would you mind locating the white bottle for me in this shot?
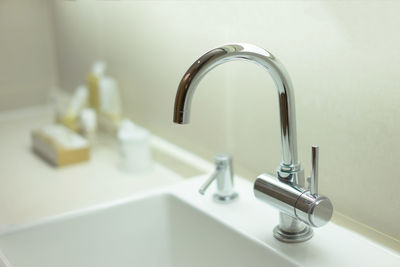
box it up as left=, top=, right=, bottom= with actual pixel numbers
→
left=117, top=119, right=152, bottom=174
left=80, top=108, right=97, bottom=145
left=89, top=61, right=122, bottom=136
left=66, top=85, right=88, bottom=119
left=99, top=77, right=121, bottom=120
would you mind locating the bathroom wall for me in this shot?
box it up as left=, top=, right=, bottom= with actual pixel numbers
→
left=51, top=1, right=400, bottom=241
left=0, top=0, right=58, bottom=111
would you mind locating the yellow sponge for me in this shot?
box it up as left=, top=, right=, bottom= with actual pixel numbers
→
left=31, top=124, right=90, bottom=167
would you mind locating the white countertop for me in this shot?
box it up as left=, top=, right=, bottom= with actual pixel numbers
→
left=1, top=105, right=399, bottom=260
left=0, top=106, right=184, bottom=228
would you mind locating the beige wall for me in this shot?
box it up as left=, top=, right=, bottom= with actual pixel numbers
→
left=51, top=1, right=400, bottom=241
left=0, top=0, right=58, bottom=111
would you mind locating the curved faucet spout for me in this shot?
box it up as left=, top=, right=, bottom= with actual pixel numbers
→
left=173, top=43, right=299, bottom=169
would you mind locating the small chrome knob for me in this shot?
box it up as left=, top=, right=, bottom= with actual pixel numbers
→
left=309, top=197, right=334, bottom=227
left=295, top=193, right=333, bottom=228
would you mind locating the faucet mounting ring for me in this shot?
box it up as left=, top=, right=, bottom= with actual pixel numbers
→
left=273, top=225, right=313, bottom=243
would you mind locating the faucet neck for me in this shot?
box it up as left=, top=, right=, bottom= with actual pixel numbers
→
left=173, top=43, right=300, bottom=170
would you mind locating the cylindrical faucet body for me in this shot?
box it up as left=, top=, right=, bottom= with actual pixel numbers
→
left=254, top=174, right=333, bottom=228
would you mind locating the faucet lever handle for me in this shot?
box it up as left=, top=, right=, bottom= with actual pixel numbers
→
left=310, top=145, right=319, bottom=195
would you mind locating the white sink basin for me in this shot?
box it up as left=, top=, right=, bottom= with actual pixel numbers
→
left=1, top=176, right=399, bottom=267
left=0, top=193, right=295, bottom=267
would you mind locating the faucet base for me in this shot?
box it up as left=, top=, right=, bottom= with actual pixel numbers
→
left=273, top=225, right=313, bottom=243
left=213, top=192, right=238, bottom=203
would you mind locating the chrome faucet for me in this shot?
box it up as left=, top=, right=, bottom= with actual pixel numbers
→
left=173, top=43, right=333, bottom=243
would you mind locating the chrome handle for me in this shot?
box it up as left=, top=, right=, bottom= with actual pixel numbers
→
left=310, top=145, right=319, bottom=195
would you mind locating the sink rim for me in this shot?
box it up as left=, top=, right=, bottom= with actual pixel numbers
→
left=1, top=176, right=399, bottom=267
left=0, top=186, right=299, bottom=267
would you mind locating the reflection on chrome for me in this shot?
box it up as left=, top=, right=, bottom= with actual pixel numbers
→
left=173, top=43, right=332, bottom=243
